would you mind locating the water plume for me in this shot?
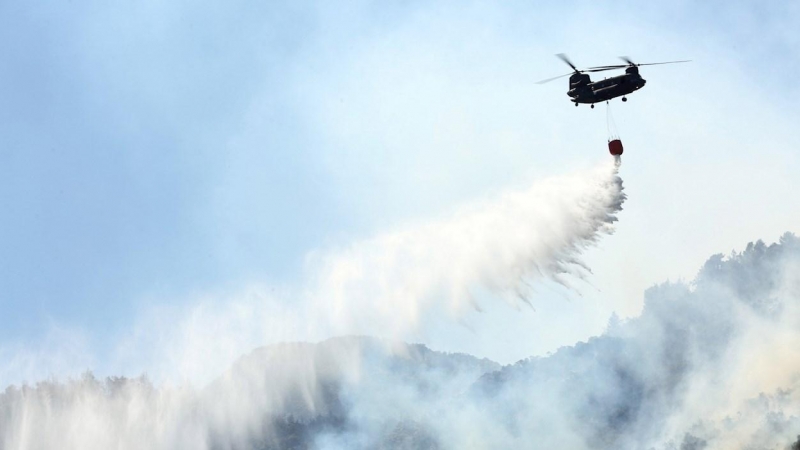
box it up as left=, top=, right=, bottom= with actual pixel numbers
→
left=308, top=159, right=626, bottom=336
left=0, top=159, right=631, bottom=450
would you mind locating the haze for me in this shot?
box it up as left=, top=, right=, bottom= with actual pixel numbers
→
left=1, top=2, right=799, bottom=449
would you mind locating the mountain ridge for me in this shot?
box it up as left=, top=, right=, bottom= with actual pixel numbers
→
left=2, top=233, right=799, bottom=449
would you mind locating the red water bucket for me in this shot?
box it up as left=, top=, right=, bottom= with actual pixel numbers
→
left=608, top=139, right=623, bottom=156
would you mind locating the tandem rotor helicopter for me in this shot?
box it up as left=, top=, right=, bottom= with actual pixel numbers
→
left=537, top=54, right=690, bottom=108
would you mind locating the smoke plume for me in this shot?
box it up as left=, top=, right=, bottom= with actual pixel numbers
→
left=3, top=232, right=800, bottom=449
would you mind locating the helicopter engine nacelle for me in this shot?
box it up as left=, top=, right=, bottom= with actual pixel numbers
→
left=567, top=73, right=591, bottom=98
left=569, top=73, right=591, bottom=88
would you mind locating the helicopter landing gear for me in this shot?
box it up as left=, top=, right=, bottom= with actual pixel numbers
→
left=575, top=102, right=578, bottom=107
left=591, top=104, right=595, bottom=109
left=622, top=97, right=627, bottom=102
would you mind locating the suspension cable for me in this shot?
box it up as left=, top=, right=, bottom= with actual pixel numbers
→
left=606, top=102, right=619, bottom=140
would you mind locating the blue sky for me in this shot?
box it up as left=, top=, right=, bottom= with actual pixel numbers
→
left=1, top=1, right=799, bottom=382
left=1, top=1, right=332, bottom=333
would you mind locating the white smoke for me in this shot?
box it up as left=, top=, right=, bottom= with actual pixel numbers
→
left=441, top=234, right=800, bottom=450
left=3, top=232, right=800, bottom=449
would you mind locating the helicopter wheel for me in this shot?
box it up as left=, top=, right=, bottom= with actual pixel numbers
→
left=575, top=103, right=578, bottom=107
left=590, top=104, right=594, bottom=109
left=622, top=97, right=627, bottom=102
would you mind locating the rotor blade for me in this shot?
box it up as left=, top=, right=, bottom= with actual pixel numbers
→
left=584, top=66, right=628, bottom=73
left=634, top=60, right=692, bottom=66
left=585, top=64, right=628, bottom=71
left=535, top=72, right=573, bottom=84
left=555, top=53, right=578, bottom=71
left=620, top=56, right=691, bottom=67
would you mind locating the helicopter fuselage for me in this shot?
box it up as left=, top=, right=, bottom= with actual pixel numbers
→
left=568, top=67, right=646, bottom=104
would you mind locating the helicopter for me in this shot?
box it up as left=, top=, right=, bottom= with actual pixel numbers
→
left=537, top=54, right=690, bottom=108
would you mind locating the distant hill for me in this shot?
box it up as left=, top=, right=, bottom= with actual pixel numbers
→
left=467, top=232, right=800, bottom=449
left=202, top=336, right=500, bottom=449
left=2, top=233, right=799, bottom=449
left=221, top=233, right=800, bottom=449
